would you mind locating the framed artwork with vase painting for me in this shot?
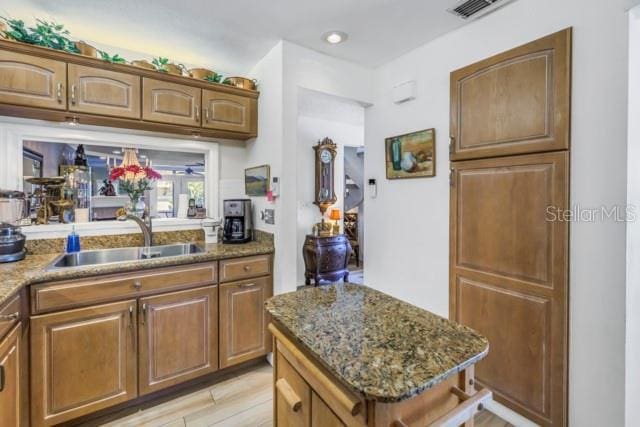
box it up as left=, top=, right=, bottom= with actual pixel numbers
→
left=385, top=128, right=435, bottom=179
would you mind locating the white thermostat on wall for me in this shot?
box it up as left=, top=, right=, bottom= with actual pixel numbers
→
left=392, top=80, right=416, bottom=104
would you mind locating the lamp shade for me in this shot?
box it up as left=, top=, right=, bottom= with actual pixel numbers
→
left=329, top=208, right=341, bottom=221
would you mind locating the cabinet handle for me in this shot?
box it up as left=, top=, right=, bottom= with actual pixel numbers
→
left=195, top=105, right=200, bottom=122
left=71, top=84, right=77, bottom=105
left=141, top=303, right=147, bottom=325
left=128, top=306, right=134, bottom=328
left=204, top=108, right=210, bottom=123
left=132, top=280, right=142, bottom=290
left=243, top=265, right=251, bottom=272
left=0, top=364, right=4, bottom=392
left=56, top=82, right=63, bottom=103
left=240, top=282, right=255, bottom=288
left=0, top=312, right=19, bottom=322
left=276, top=378, right=302, bottom=412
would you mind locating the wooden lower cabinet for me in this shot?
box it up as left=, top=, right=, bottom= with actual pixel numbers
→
left=275, top=349, right=311, bottom=427
left=219, top=276, right=272, bottom=368
left=0, top=324, right=23, bottom=427
left=139, top=286, right=218, bottom=395
left=30, top=300, right=138, bottom=427
left=312, top=392, right=344, bottom=427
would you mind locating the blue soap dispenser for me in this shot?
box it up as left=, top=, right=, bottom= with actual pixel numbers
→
left=66, top=225, right=81, bottom=253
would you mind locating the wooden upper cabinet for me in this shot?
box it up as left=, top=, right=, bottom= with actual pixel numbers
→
left=0, top=50, right=66, bottom=110
left=68, top=64, right=140, bottom=119
left=219, top=276, right=272, bottom=368
left=30, top=300, right=137, bottom=427
left=0, top=324, right=22, bottom=427
left=450, top=28, right=571, bottom=160
left=202, top=89, right=254, bottom=134
left=138, top=286, right=218, bottom=395
left=142, top=78, right=202, bottom=126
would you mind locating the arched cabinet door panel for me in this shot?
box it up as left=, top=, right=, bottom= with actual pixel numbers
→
left=450, top=29, right=571, bottom=160
left=68, top=64, right=140, bottom=119
left=0, top=50, right=67, bottom=110
left=142, top=78, right=202, bottom=126
left=202, top=89, right=254, bottom=134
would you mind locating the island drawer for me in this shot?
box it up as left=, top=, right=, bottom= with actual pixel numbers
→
left=219, top=255, right=271, bottom=282
left=0, top=293, right=21, bottom=339
left=31, top=262, right=217, bottom=314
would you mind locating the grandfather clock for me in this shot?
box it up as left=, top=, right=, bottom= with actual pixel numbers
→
left=303, top=138, right=351, bottom=286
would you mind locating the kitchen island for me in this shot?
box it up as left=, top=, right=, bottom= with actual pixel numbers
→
left=265, top=283, right=490, bottom=427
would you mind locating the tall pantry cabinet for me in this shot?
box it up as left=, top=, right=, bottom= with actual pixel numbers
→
left=449, top=29, right=571, bottom=427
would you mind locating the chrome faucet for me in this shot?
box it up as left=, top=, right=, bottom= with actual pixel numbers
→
left=118, top=214, right=153, bottom=247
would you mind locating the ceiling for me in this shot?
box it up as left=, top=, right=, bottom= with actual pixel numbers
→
left=3, top=0, right=474, bottom=73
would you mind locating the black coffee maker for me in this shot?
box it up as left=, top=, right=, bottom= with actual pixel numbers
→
left=223, top=199, right=252, bottom=243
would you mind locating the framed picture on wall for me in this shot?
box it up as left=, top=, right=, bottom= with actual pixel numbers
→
left=385, top=128, right=435, bottom=179
left=245, top=164, right=270, bottom=196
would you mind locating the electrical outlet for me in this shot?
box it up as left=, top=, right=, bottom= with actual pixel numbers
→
left=262, top=209, right=275, bottom=225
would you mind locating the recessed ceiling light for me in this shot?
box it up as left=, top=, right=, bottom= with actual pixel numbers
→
left=322, top=31, right=348, bottom=44
left=112, top=150, right=121, bottom=154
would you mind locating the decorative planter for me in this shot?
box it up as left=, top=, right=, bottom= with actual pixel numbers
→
left=131, top=60, right=155, bottom=70
left=189, top=68, right=215, bottom=80
left=223, top=77, right=257, bottom=90
left=75, top=41, right=98, bottom=58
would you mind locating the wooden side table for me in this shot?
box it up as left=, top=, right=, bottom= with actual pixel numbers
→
left=302, top=234, right=352, bottom=286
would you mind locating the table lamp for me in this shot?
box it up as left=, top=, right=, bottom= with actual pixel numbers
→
left=329, top=208, right=341, bottom=235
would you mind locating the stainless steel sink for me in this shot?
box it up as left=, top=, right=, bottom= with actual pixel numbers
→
left=46, top=243, right=204, bottom=270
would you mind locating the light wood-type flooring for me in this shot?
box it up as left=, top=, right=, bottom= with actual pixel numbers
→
left=99, top=361, right=513, bottom=427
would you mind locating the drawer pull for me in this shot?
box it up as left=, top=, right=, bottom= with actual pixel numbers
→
left=430, top=387, right=492, bottom=427
left=243, top=265, right=251, bottom=272
left=0, top=364, right=4, bottom=392
left=0, top=312, right=19, bottom=322
left=240, top=283, right=255, bottom=288
left=276, top=378, right=302, bottom=412
left=132, top=280, right=142, bottom=290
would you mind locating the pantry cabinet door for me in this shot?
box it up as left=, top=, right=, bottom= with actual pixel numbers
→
left=202, top=89, right=255, bottom=134
left=30, top=300, right=137, bottom=427
left=139, top=286, right=218, bottom=395
left=142, top=78, right=202, bottom=126
left=450, top=151, right=568, bottom=427
left=450, top=29, right=571, bottom=160
left=0, top=50, right=67, bottom=109
left=68, top=64, right=141, bottom=118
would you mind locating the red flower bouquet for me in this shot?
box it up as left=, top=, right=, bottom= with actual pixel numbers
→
left=109, top=165, right=162, bottom=212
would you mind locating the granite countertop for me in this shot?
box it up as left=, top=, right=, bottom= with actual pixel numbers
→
left=265, top=283, right=489, bottom=403
left=0, top=239, right=273, bottom=307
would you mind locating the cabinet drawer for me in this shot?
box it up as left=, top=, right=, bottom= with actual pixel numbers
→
left=219, top=255, right=271, bottom=282
left=31, top=262, right=217, bottom=314
left=0, top=293, right=21, bottom=340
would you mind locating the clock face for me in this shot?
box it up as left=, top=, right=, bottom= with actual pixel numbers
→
left=320, top=149, right=332, bottom=164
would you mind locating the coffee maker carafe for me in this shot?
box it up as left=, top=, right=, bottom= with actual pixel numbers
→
left=223, top=199, right=252, bottom=243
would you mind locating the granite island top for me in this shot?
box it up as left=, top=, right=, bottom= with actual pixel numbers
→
left=265, top=283, right=489, bottom=403
left=0, top=238, right=273, bottom=307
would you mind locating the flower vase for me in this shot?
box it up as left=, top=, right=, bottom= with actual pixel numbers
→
left=126, top=198, right=145, bottom=217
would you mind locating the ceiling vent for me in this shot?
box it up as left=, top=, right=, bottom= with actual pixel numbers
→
left=447, top=0, right=515, bottom=20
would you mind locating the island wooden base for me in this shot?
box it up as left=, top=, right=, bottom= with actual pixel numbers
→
left=270, top=323, right=491, bottom=427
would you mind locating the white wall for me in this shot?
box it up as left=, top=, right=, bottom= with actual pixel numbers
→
left=364, top=1, right=633, bottom=425
left=626, top=6, right=640, bottom=427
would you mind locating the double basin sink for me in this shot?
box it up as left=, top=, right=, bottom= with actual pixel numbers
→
left=47, top=243, right=203, bottom=270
